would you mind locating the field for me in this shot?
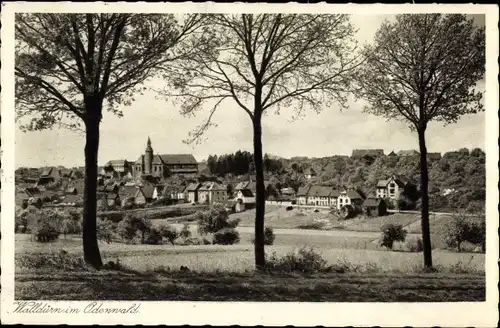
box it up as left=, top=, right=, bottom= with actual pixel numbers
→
left=14, top=209, right=485, bottom=301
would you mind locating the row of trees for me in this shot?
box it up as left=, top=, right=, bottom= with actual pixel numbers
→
left=16, top=13, right=485, bottom=270
left=206, top=151, right=284, bottom=176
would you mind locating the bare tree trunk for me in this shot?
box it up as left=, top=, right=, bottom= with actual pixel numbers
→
left=418, top=128, right=433, bottom=268
left=82, top=101, right=103, bottom=269
left=253, top=112, right=266, bottom=270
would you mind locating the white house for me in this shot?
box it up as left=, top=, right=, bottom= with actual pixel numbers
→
left=296, top=186, right=310, bottom=205
left=337, top=190, right=363, bottom=210
left=198, top=182, right=227, bottom=205
left=376, top=175, right=407, bottom=200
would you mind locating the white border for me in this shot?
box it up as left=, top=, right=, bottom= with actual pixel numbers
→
left=1, top=2, right=499, bottom=326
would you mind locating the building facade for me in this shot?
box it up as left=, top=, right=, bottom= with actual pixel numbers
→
left=131, top=137, right=198, bottom=178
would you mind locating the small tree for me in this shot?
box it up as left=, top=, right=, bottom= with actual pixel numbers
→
left=444, top=213, right=485, bottom=252
left=159, top=224, right=180, bottom=245
left=356, top=14, right=485, bottom=267
left=96, top=218, right=115, bottom=244
left=197, top=204, right=240, bottom=235
left=379, top=223, right=408, bottom=250
left=180, top=223, right=192, bottom=240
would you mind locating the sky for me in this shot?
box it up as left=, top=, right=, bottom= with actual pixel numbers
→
left=14, top=14, right=486, bottom=168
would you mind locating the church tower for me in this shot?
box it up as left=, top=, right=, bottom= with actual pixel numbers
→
left=144, top=136, right=153, bottom=175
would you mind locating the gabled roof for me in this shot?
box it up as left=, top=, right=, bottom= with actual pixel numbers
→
left=107, top=159, right=129, bottom=166
left=308, top=185, right=334, bottom=197
left=376, top=179, right=388, bottom=188
left=61, top=194, right=82, bottom=204
left=186, top=182, right=202, bottom=191
left=152, top=154, right=198, bottom=165
left=296, top=186, right=310, bottom=197
left=137, top=183, right=155, bottom=199
left=198, top=182, right=226, bottom=191
left=397, top=150, right=419, bottom=156
left=346, top=190, right=363, bottom=200
left=329, top=189, right=341, bottom=198
left=238, top=189, right=254, bottom=197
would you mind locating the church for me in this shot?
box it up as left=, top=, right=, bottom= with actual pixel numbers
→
left=132, top=137, right=199, bottom=178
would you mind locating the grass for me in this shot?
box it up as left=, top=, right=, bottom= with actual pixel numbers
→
left=16, top=257, right=485, bottom=301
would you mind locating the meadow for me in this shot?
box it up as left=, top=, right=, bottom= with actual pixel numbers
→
left=14, top=208, right=485, bottom=301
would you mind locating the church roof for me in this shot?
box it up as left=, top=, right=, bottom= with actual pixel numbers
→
left=152, top=154, right=198, bottom=165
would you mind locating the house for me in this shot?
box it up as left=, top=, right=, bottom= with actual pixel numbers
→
left=162, top=185, right=186, bottom=200
left=134, top=183, right=156, bottom=205
left=351, top=149, right=385, bottom=158
left=68, top=169, right=84, bottom=180
left=304, top=167, right=317, bottom=180
left=296, top=186, right=310, bottom=205
left=376, top=175, right=408, bottom=200
left=306, top=185, right=335, bottom=207
left=280, top=187, right=296, bottom=199
left=132, top=137, right=198, bottom=178
left=234, top=179, right=271, bottom=200
left=37, top=167, right=61, bottom=186
left=197, top=182, right=227, bottom=205
left=337, top=190, right=363, bottom=210
left=185, top=183, right=202, bottom=203
left=103, top=159, right=133, bottom=178
left=235, top=189, right=255, bottom=212
left=363, top=196, right=388, bottom=216
left=387, top=151, right=398, bottom=157
left=397, top=150, right=420, bottom=157
left=59, top=194, right=83, bottom=207
left=427, top=152, right=442, bottom=161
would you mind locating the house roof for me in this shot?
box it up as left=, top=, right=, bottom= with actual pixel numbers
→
left=329, top=189, right=341, bottom=198
left=150, top=154, right=198, bottom=165
left=364, top=198, right=379, bottom=207
left=238, top=189, right=254, bottom=197
left=41, top=167, right=55, bottom=176
left=61, top=194, right=82, bottom=204
left=65, top=187, right=77, bottom=194
left=186, top=182, right=202, bottom=191
left=308, top=185, right=334, bottom=197
left=296, top=186, right=310, bottom=196
left=24, top=187, right=41, bottom=197
left=397, top=150, right=420, bottom=156
left=199, top=182, right=226, bottom=191
left=106, top=159, right=129, bottom=166
left=119, top=185, right=139, bottom=198
left=344, top=190, right=362, bottom=200
left=376, top=180, right=388, bottom=188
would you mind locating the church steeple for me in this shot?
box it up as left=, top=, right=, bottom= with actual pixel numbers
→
left=144, top=136, right=153, bottom=174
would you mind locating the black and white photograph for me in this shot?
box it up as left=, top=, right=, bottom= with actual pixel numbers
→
left=1, top=2, right=498, bottom=326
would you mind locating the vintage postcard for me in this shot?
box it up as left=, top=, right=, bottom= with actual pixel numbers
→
left=1, top=2, right=499, bottom=326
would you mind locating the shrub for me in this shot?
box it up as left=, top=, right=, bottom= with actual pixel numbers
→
left=197, top=204, right=240, bottom=235
left=143, top=227, right=163, bottom=245
left=251, top=227, right=276, bottom=245
left=16, top=251, right=88, bottom=271
left=158, top=224, right=180, bottom=245
left=202, top=238, right=212, bottom=245
left=265, top=247, right=329, bottom=273
left=379, top=223, right=407, bottom=250
left=116, top=216, right=152, bottom=243
left=286, top=206, right=294, bottom=211
left=213, top=228, right=240, bottom=245
left=97, top=218, right=115, bottom=244
left=403, top=236, right=424, bottom=252
left=444, top=213, right=485, bottom=252
left=32, top=216, right=60, bottom=242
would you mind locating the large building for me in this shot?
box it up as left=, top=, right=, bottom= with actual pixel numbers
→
left=132, top=137, right=198, bottom=178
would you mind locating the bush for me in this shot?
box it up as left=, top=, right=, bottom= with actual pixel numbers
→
left=197, top=204, right=240, bottom=235
left=143, top=227, right=163, bottom=245
left=265, top=247, right=329, bottom=273
left=444, top=213, right=485, bottom=252
left=97, top=218, right=115, bottom=244
left=379, top=223, right=407, bottom=250
left=213, top=228, right=240, bottom=245
left=403, top=236, right=424, bottom=252
left=251, top=227, right=276, bottom=245
left=202, top=238, right=212, bottom=245
left=116, top=216, right=152, bottom=243
left=286, top=206, right=294, bottom=211
left=32, top=216, right=60, bottom=242
left=158, top=224, right=180, bottom=245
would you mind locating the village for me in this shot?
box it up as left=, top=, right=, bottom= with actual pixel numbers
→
left=15, top=136, right=447, bottom=220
